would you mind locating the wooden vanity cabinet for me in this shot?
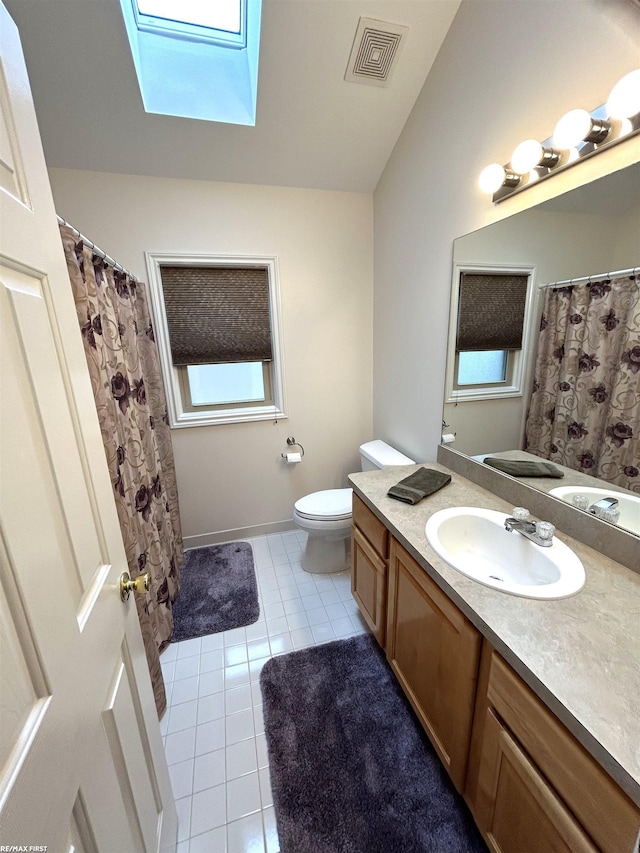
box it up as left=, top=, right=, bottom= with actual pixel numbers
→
left=385, top=538, right=481, bottom=792
left=351, top=494, right=389, bottom=645
left=466, top=643, right=640, bottom=853
left=348, top=491, right=639, bottom=847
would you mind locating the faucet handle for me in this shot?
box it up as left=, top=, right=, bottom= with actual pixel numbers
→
left=512, top=507, right=530, bottom=521
left=536, top=521, right=555, bottom=542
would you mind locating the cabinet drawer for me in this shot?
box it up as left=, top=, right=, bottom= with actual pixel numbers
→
left=352, top=494, right=388, bottom=560
left=351, top=526, right=386, bottom=645
left=487, top=652, right=640, bottom=853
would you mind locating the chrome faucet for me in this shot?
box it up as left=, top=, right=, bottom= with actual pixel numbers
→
left=588, top=496, right=619, bottom=517
left=504, top=507, right=555, bottom=548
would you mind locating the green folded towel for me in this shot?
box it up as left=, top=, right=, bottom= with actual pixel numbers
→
left=387, top=467, right=451, bottom=505
left=483, top=458, right=564, bottom=478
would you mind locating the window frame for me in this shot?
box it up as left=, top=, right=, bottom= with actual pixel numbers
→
left=119, top=0, right=262, bottom=126
left=444, top=263, right=537, bottom=404
left=132, top=0, right=247, bottom=48
left=145, top=252, right=287, bottom=427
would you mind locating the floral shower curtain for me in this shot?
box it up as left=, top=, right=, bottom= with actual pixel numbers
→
left=60, top=225, right=183, bottom=717
left=525, top=273, right=640, bottom=493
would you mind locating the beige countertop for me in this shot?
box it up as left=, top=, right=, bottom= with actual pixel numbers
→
left=348, top=463, right=640, bottom=806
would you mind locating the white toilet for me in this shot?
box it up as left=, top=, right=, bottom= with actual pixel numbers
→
left=293, top=440, right=415, bottom=574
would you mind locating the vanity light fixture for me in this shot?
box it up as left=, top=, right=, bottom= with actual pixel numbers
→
left=480, top=68, right=640, bottom=202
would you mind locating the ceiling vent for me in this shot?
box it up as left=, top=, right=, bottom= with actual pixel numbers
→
left=345, top=17, right=409, bottom=88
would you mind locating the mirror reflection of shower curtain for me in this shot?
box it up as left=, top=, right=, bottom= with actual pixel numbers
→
left=59, top=224, right=184, bottom=717
left=525, top=273, right=640, bottom=492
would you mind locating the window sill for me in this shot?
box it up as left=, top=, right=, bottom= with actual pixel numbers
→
left=169, top=404, right=287, bottom=428
left=445, top=385, right=523, bottom=404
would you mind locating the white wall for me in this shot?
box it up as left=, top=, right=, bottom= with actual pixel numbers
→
left=373, top=0, right=640, bottom=464
left=49, top=170, right=373, bottom=544
left=614, top=201, right=640, bottom=263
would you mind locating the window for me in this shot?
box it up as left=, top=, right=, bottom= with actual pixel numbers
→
left=119, top=0, right=262, bottom=125
left=135, top=0, right=242, bottom=39
left=145, top=254, right=286, bottom=427
left=456, top=350, right=508, bottom=386
left=185, top=363, right=266, bottom=406
left=445, top=265, right=536, bottom=403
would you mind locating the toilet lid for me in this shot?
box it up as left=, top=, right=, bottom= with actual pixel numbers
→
left=295, top=488, right=353, bottom=520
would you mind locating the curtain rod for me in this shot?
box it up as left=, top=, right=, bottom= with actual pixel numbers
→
left=538, top=265, right=639, bottom=290
left=56, top=215, right=138, bottom=281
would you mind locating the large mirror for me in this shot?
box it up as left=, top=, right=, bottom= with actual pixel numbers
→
left=444, top=161, right=640, bottom=537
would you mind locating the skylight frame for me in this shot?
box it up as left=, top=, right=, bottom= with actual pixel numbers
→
left=132, top=0, right=247, bottom=49
left=119, top=0, right=262, bottom=126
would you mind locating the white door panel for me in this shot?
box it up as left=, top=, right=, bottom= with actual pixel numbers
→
left=0, top=4, right=177, bottom=850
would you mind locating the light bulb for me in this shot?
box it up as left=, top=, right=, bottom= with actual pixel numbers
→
left=511, top=139, right=561, bottom=173
left=553, top=109, right=593, bottom=148
left=478, top=163, right=520, bottom=194
left=553, top=109, right=611, bottom=148
left=478, top=164, right=507, bottom=193
left=511, top=139, right=544, bottom=173
left=607, top=69, right=640, bottom=119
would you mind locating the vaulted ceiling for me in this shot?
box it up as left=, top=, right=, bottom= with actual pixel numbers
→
left=6, top=0, right=461, bottom=192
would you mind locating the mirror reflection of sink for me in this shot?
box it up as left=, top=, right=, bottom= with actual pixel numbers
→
left=549, top=486, right=640, bottom=535
left=425, top=507, right=585, bottom=599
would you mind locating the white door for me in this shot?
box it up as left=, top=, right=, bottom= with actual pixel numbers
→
left=0, top=4, right=177, bottom=851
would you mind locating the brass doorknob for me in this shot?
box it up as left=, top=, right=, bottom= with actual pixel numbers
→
left=120, top=571, right=151, bottom=602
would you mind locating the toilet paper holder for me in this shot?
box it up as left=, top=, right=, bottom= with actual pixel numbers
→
left=441, top=419, right=456, bottom=445
left=281, top=436, right=305, bottom=460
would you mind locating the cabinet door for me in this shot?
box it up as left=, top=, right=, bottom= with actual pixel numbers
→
left=351, top=525, right=387, bottom=644
left=475, top=709, right=598, bottom=853
left=467, top=650, right=640, bottom=853
left=386, top=539, right=481, bottom=791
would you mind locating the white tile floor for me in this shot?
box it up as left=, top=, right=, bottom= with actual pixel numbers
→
left=160, top=529, right=369, bottom=853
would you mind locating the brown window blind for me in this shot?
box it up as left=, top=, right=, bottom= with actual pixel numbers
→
left=160, top=266, right=273, bottom=366
left=456, top=272, right=529, bottom=352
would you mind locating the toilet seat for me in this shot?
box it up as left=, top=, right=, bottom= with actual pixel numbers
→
left=294, top=488, right=353, bottom=521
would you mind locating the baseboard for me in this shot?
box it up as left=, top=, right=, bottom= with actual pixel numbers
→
left=182, top=519, right=298, bottom=550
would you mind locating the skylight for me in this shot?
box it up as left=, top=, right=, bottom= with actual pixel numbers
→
left=136, top=0, right=241, bottom=35
left=119, top=0, right=262, bottom=125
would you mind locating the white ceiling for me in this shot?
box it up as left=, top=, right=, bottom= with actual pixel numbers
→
left=5, top=0, right=461, bottom=192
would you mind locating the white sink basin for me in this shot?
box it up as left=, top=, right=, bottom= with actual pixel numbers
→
left=549, top=485, right=640, bottom=535
left=425, top=507, right=585, bottom=599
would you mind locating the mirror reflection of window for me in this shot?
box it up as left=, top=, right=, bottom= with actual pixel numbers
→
left=456, top=350, right=507, bottom=386
left=444, top=265, right=535, bottom=405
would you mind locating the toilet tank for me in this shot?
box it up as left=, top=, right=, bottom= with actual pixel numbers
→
left=359, top=440, right=415, bottom=471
